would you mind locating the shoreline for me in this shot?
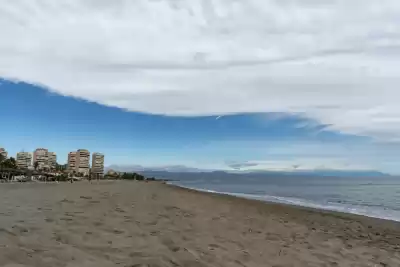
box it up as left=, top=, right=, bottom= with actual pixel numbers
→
left=2, top=178, right=400, bottom=223
left=168, top=182, right=400, bottom=223
left=168, top=183, right=400, bottom=227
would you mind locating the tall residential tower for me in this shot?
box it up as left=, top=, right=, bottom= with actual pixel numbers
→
left=91, top=153, right=105, bottom=177
left=16, top=152, right=32, bottom=169
left=68, top=149, right=90, bottom=175
left=67, top=152, right=77, bottom=173
left=76, top=149, right=90, bottom=175
left=48, top=152, right=57, bottom=169
left=0, top=147, right=7, bottom=159
left=33, top=148, right=49, bottom=170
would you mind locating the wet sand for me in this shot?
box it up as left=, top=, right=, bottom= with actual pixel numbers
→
left=1, top=181, right=400, bottom=267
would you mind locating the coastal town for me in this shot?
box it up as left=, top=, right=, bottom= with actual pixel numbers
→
left=0, top=146, right=122, bottom=182
left=0, top=146, right=152, bottom=182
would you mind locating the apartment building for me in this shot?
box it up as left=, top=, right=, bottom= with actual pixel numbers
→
left=33, top=148, right=49, bottom=170
left=67, top=152, right=77, bottom=172
left=0, top=147, right=7, bottom=159
left=48, top=152, right=57, bottom=169
left=91, top=153, right=105, bottom=177
left=16, top=152, right=32, bottom=169
left=76, top=149, right=90, bottom=175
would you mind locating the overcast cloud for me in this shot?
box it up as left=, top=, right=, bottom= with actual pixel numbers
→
left=1, top=0, right=400, bottom=140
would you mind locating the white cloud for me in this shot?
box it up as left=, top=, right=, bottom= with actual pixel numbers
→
left=1, top=0, right=400, bottom=140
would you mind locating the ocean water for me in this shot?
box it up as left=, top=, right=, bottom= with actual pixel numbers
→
left=169, top=174, right=400, bottom=222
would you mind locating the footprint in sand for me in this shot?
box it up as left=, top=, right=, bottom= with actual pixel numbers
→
left=11, top=225, right=29, bottom=234
left=60, top=198, right=74, bottom=204
left=115, top=207, right=126, bottom=213
left=161, top=237, right=181, bottom=252
left=113, top=229, right=124, bottom=234
left=208, top=244, right=221, bottom=251
left=93, top=221, right=103, bottom=227
left=60, top=217, right=73, bottom=222
left=0, top=228, right=17, bottom=237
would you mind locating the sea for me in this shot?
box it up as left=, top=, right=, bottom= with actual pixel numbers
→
left=167, top=173, right=400, bottom=222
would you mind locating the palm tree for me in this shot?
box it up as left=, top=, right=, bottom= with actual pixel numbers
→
left=0, top=154, right=5, bottom=167
left=34, top=161, right=39, bottom=171
left=9, top=157, right=17, bottom=169
left=2, top=157, right=17, bottom=169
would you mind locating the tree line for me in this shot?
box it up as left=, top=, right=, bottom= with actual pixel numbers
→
left=0, top=155, right=17, bottom=169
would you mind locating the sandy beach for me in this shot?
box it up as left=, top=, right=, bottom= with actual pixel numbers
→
left=1, top=181, right=400, bottom=267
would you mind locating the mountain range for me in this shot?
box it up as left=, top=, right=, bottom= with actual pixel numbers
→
left=106, top=165, right=391, bottom=180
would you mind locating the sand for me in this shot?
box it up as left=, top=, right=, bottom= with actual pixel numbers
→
left=1, top=181, right=400, bottom=267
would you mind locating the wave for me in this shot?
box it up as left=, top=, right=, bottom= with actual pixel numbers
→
left=169, top=182, right=400, bottom=222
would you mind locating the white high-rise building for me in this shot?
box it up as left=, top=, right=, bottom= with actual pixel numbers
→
left=33, top=148, right=49, bottom=170
left=48, top=152, right=57, bottom=169
left=76, top=149, right=90, bottom=175
left=16, top=152, right=32, bottom=169
left=67, top=152, right=77, bottom=172
left=91, top=153, right=105, bottom=177
left=0, top=147, right=7, bottom=159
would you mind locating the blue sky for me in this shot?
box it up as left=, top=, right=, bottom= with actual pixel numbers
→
left=1, top=1, right=400, bottom=173
left=2, top=79, right=400, bottom=174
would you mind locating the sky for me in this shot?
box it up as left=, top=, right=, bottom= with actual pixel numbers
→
left=1, top=1, right=400, bottom=173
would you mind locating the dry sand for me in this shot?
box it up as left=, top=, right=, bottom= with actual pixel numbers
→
left=1, top=181, right=400, bottom=267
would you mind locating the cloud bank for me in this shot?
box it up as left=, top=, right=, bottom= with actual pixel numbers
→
left=1, top=0, right=400, bottom=140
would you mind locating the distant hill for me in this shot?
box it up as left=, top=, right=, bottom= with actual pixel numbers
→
left=289, top=169, right=391, bottom=178
left=106, top=165, right=391, bottom=180
left=138, top=169, right=391, bottom=181
left=106, top=164, right=207, bottom=173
